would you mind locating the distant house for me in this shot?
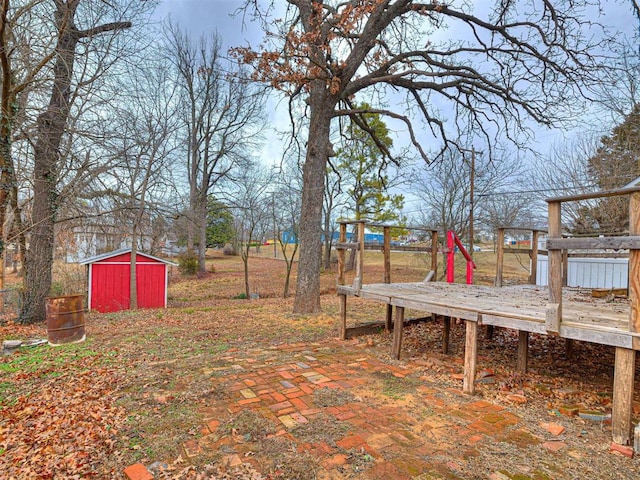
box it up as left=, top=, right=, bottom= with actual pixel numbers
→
left=79, top=249, right=177, bottom=313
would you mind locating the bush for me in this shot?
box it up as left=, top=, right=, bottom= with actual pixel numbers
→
left=178, top=250, right=198, bottom=276
left=222, top=243, right=236, bottom=256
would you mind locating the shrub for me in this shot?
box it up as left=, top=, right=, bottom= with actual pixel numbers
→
left=222, top=243, right=236, bottom=256
left=178, top=250, right=198, bottom=276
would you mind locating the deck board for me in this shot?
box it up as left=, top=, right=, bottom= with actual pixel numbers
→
left=337, top=282, right=638, bottom=349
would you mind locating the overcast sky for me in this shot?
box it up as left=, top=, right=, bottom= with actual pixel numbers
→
left=151, top=1, right=639, bottom=217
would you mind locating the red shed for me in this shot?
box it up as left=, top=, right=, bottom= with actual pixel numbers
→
left=79, top=249, right=176, bottom=313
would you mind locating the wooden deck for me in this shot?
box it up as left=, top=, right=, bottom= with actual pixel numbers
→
left=337, top=282, right=638, bottom=350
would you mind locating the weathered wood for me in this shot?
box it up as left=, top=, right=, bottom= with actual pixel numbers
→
left=530, top=230, right=539, bottom=285
left=561, top=249, right=568, bottom=288
left=463, top=319, right=478, bottom=394
left=517, top=331, right=529, bottom=372
left=383, top=226, right=391, bottom=284
left=546, top=236, right=640, bottom=251
left=364, top=244, right=430, bottom=252
left=354, top=221, right=365, bottom=290
left=392, top=306, right=405, bottom=360
left=545, top=303, right=561, bottom=333
left=337, top=224, right=346, bottom=286
left=339, top=294, right=347, bottom=340
left=629, top=192, right=640, bottom=333
left=591, top=288, right=628, bottom=298
left=431, top=230, right=439, bottom=279
left=335, top=242, right=360, bottom=250
left=495, top=228, right=504, bottom=287
left=442, top=316, right=450, bottom=354
left=546, top=185, right=640, bottom=203
left=612, top=347, right=636, bottom=445
left=547, top=202, right=562, bottom=333
left=423, top=270, right=435, bottom=283
left=385, top=304, right=393, bottom=332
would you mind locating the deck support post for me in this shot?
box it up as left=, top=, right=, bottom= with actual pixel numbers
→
left=530, top=230, right=539, bottom=285
left=392, top=306, right=405, bottom=360
left=442, top=316, right=450, bottom=354
left=485, top=325, right=494, bottom=340
left=517, top=331, right=529, bottom=373
left=339, top=294, right=347, bottom=340
left=385, top=304, right=393, bottom=333
left=495, top=228, right=504, bottom=287
left=463, top=319, right=478, bottom=394
left=612, top=347, right=636, bottom=445
left=564, top=338, right=574, bottom=359
left=546, top=201, right=562, bottom=334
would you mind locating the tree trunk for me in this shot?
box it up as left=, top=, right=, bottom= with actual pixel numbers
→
left=130, top=235, right=138, bottom=310
left=197, top=199, right=207, bottom=272
left=293, top=93, right=333, bottom=314
left=20, top=3, right=79, bottom=323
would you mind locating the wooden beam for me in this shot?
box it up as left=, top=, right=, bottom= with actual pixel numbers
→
left=547, top=201, right=562, bottom=334
left=354, top=221, right=366, bottom=290
left=383, top=226, right=391, bottom=284
left=530, top=230, right=539, bottom=285
left=517, top=331, right=529, bottom=372
left=545, top=185, right=640, bottom=203
left=339, top=294, right=347, bottom=340
left=495, top=228, right=504, bottom=287
left=392, top=306, right=405, bottom=360
left=630, top=192, right=640, bottom=333
left=431, top=230, right=439, bottom=279
left=562, top=250, right=568, bottom=288
left=463, top=319, right=478, bottom=394
left=337, top=224, right=346, bottom=287
left=442, top=316, right=450, bottom=354
left=547, top=236, right=640, bottom=251
left=335, top=242, right=360, bottom=250
left=385, top=304, right=393, bottom=333
left=612, top=347, right=636, bottom=445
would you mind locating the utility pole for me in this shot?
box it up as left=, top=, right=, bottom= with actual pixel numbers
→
left=469, top=147, right=475, bottom=259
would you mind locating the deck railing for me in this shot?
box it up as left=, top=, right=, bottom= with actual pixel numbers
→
left=545, top=186, right=640, bottom=334
left=445, top=230, right=476, bottom=284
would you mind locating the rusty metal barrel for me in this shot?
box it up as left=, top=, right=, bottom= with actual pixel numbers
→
left=46, top=294, right=86, bottom=346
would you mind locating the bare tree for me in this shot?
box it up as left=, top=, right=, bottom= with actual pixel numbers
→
left=165, top=22, right=266, bottom=274
left=237, top=0, right=619, bottom=313
left=20, top=0, right=149, bottom=324
left=229, top=164, right=272, bottom=299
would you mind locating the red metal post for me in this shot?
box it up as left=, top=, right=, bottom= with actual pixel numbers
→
left=447, top=230, right=455, bottom=283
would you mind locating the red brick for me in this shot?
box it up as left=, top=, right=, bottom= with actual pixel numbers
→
left=207, top=420, right=221, bottom=433
left=542, top=441, right=566, bottom=452
left=269, top=400, right=293, bottom=412
left=540, top=422, right=565, bottom=436
left=278, top=370, right=294, bottom=379
left=336, top=434, right=365, bottom=449
left=610, top=442, right=634, bottom=458
left=290, top=397, right=309, bottom=411
left=124, top=464, right=153, bottom=480
left=271, top=392, right=287, bottom=403
left=238, top=397, right=262, bottom=405
left=244, top=378, right=257, bottom=387
left=285, top=390, right=306, bottom=399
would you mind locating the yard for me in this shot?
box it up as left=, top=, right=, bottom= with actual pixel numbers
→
left=1, top=250, right=639, bottom=479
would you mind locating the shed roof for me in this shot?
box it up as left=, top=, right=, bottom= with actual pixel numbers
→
left=78, top=248, right=178, bottom=266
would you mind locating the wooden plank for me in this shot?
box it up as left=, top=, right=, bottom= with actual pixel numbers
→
left=562, top=250, right=568, bottom=288
left=547, top=236, right=640, bottom=250
left=463, top=319, right=478, bottom=394
left=385, top=304, right=393, bottom=333
left=612, top=348, right=636, bottom=445
left=530, top=230, right=539, bottom=285
left=630, top=192, right=640, bottom=333
left=431, top=230, right=439, bottom=279
left=442, top=316, right=450, bottom=354
left=339, top=294, right=347, bottom=340
left=383, top=226, right=391, bottom=284
left=337, top=224, right=346, bottom=286
left=354, top=222, right=365, bottom=290
left=545, top=185, right=640, bottom=203
left=517, top=331, right=529, bottom=372
left=495, top=228, right=504, bottom=287
left=335, top=242, right=360, bottom=250
left=547, top=201, right=562, bottom=333
left=481, top=314, right=547, bottom=334
left=546, top=303, right=561, bottom=333
left=392, top=306, right=405, bottom=360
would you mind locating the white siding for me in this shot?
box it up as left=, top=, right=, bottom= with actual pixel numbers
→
left=536, top=257, right=628, bottom=289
